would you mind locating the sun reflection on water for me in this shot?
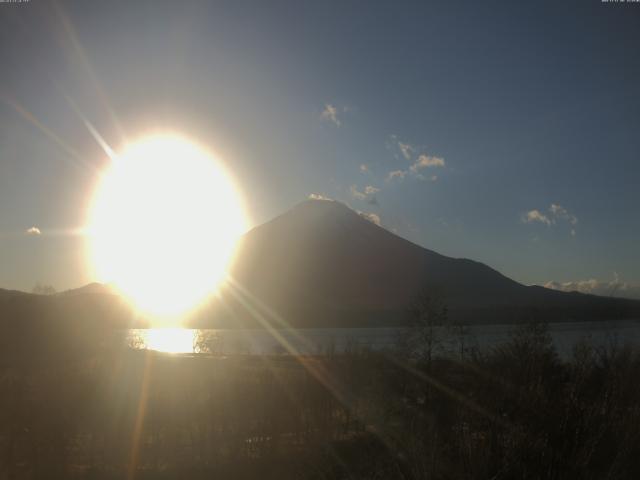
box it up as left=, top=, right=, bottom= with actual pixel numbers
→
left=131, top=328, right=197, bottom=354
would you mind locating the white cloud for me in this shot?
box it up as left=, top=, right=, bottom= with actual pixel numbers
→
left=522, top=204, right=578, bottom=234
left=364, top=185, right=379, bottom=195
left=410, top=154, right=445, bottom=173
left=522, top=210, right=552, bottom=226
left=358, top=211, right=382, bottom=226
left=308, top=193, right=333, bottom=201
left=320, top=104, right=341, bottom=127
left=359, top=164, right=369, bottom=173
left=385, top=136, right=446, bottom=182
left=25, top=226, right=41, bottom=235
left=543, top=273, right=640, bottom=299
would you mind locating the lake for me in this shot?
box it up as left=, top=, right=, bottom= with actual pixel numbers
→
left=129, top=319, right=640, bottom=358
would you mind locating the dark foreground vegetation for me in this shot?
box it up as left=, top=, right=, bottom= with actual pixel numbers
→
left=2, top=315, right=640, bottom=479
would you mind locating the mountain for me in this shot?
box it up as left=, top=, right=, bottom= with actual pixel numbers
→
left=59, top=282, right=116, bottom=296
left=2, top=199, right=639, bottom=329
left=0, top=288, right=30, bottom=300
left=0, top=284, right=137, bottom=330
left=204, top=199, right=640, bottom=327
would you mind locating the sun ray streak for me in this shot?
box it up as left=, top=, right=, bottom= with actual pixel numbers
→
left=1, top=17, right=119, bottom=170
left=83, top=118, right=117, bottom=161
left=3, top=8, right=122, bottom=165
left=383, top=353, right=507, bottom=427
left=221, top=280, right=417, bottom=467
left=220, top=278, right=507, bottom=461
left=60, top=91, right=117, bottom=161
left=53, top=2, right=127, bottom=144
left=127, top=351, right=153, bottom=480
left=0, top=94, right=94, bottom=173
left=226, top=276, right=318, bottom=350
left=224, top=281, right=360, bottom=414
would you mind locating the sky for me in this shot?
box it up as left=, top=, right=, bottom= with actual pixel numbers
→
left=0, top=0, right=639, bottom=298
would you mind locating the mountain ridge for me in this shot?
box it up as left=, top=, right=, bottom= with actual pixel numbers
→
left=210, top=199, right=639, bottom=327
left=2, top=199, right=639, bottom=328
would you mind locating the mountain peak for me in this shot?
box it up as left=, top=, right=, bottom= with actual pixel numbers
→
left=294, top=197, right=355, bottom=214
left=221, top=197, right=640, bottom=328
left=289, top=197, right=381, bottom=226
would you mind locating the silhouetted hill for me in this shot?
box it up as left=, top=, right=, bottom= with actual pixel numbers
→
left=0, top=285, right=138, bottom=330
left=59, top=282, right=116, bottom=296
left=0, top=288, right=30, bottom=299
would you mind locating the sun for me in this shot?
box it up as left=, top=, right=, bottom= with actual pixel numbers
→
left=87, top=135, right=247, bottom=322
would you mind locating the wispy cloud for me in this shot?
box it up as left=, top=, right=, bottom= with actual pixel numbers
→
left=387, top=136, right=414, bottom=161
left=410, top=154, right=445, bottom=173
left=550, top=203, right=578, bottom=225
left=386, top=170, right=408, bottom=182
left=350, top=185, right=366, bottom=200
left=543, top=273, right=640, bottom=299
left=358, top=211, right=382, bottom=226
left=385, top=159, right=444, bottom=182
left=386, top=136, right=445, bottom=182
left=320, top=104, right=341, bottom=127
left=359, top=164, right=369, bottom=173
left=308, top=193, right=333, bottom=201
left=25, top=226, right=41, bottom=235
left=522, top=204, right=578, bottom=234
left=350, top=184, right=380, bottom=204
left=522, top=209, right=552, bottom=226
left=398, top=142, right=413, bottom=160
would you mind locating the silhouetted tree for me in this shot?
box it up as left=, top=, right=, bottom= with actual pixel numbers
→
left=405, top=289, right=448, bottom=366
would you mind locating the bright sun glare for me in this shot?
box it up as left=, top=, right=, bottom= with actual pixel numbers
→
left=138, top=329, right=197, bottom=354
left=88, top=135, right=247, bottom=322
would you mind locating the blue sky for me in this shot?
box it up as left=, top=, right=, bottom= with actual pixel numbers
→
left=1, top=0, right=639, bottom=297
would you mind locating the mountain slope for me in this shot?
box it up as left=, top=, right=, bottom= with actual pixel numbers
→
left=208, top=199, right=639, bottom=327
left=2, top=199, right=638, bottom=329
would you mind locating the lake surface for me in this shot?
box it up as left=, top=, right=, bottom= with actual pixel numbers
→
left=129, top=319, right=640, bottom=358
